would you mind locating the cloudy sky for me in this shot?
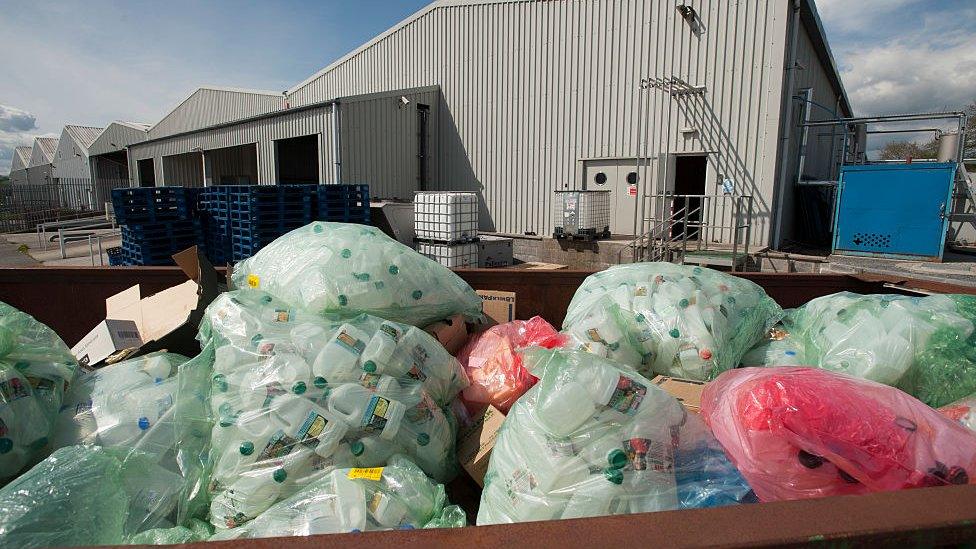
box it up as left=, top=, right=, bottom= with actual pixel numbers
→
left=2, top=0, right=974, bottom=174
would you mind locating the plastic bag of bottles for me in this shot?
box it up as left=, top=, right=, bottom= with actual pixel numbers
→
left=231, top=222, right=484, bottom=327
left=701, top=367, right=976, bottom=502
left=0, top=301, right=78, bottom=481
left=939, top=393, right=976, bottom=432
left=0, top=445, right=210, bottom=547
left=738, top=325, right=805, bottom=367
left=562, top=263, right=783, bottom=381
left=477, top=348, right=751, bottom=525
left=788, top=292, right=976, bottom=407
left=201, top=290, right=466, bottom=531
left=458, top=316, right=566, bottom=414
left=209, top=454, right=465, bottom=540
left=127, top=519, right=214, bottom=545
left=48, top=351, right=214, bottom=535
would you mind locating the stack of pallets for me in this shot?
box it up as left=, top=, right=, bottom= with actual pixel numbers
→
left=112, top=187, right=201, bottom=266
left=226, top=185, right=318, bottom=261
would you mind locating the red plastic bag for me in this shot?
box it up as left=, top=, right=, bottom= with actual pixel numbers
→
left=701, top=367, right=976, bottom=501
left=458, top=316, right=565, bottom=414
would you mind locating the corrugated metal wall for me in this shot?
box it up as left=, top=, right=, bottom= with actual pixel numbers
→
left=775, top=16, right=845, bottom=244
left=162, top=152, right=205, bottom=187
left=26, top=165, right=54, bottom=186
left=285, top=0, right=792, bottom=242
left=53, top=130, right=92, bottom=181
left=205, top=143, right=259, bottom=185
left=10, top=147, right=31, bottom=172
left=340, top=87, right=440, bottom=199
left=89, top=123, right=147, bottom=157
left=8, top=170, right=27, bottom=186
left=149, top=88, right=286, bottom=141
left=129, top=104, right=335, bottom=186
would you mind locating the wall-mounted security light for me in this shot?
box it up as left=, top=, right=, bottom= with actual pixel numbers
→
left=399, top=96, right=411, bottom=108
left=677, top=4, right=704, bottom=36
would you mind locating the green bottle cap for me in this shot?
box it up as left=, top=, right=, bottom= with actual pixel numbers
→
left=213, top=374, right=228, bottom=393
left=388, top=265, right=399, bottom=275
left=350, top=441, right=365, bottom=456
left=604, top=467, right=624, bottom=485
left=669, top=328, right=681, bottom=338
left=239, top=441, right=254, bottom=456
left=678, top=298, right=689, bottom=308
left=313, top=224, right=324, bottom=233
left=607, top=449, right=627, bottom=470
left=341, top=248, right=352, bottom=259
left=314, top=376, right=328, bottom=389
left=338, top=295, right=348, bottom=306
left=273, top=469, right=287, bottom=483
left=412, top=290, right=423, bottom=300
left=417, top=433, right=430, bottom=446
left=292, top=381, right=307, bottom=395
left=363, top=360, right=377, bottom=373
left=260, top=295, right=272, bottom=304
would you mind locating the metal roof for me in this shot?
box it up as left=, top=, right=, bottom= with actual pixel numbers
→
left=63, top=125, right=104, bottom=153
left=116, top=121, right=151, bottom=131
left=32, top=137, right=59, bottom=163
left=13, top=146, right=32, bottom=169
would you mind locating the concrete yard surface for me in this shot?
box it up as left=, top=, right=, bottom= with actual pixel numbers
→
left=3, top=229, right=121, bottom=267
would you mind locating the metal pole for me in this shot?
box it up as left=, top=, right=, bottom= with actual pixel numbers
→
left=59, top=228, right=66, bottom=259
left=801, top=111, right=966, bottom=128
left=331, top=102, right=342, bottom=184
left=98, top=236, right=104, bottom=266
left=89, top=235, right=95, bottom=266
left=731, top=198, right=739, bottom=273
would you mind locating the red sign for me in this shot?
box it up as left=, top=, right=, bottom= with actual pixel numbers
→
left=628, top=185, right=638, bottom=197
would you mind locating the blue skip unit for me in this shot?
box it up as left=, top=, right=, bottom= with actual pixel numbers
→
left=831, top=162, right=958, bottom=262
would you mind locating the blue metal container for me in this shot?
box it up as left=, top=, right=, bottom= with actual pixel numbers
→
left=831, top=162, right=957, bottom=261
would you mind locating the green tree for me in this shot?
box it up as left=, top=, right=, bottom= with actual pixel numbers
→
left=879, top=139, right=939, bottom=161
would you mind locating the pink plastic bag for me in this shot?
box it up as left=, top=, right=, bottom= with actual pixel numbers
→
left=939, top=393, right=976, bottom=432
left=458, top=316, right=565, bottom=414
left=701, top=367, right=976, bottom=502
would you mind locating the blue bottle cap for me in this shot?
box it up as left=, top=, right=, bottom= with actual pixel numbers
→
left=138, top=417, right=150, bottom=430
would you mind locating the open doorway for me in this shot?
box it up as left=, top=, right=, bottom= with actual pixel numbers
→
left=275, top=134, right=320, bottom=184
left=204, top=144, right=258, bottom=185
left=670, top=155, right=708, bottom=239
left=137, top=158, right=156, bottom=187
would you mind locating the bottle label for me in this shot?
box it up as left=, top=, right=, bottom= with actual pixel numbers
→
left=544, top=436, right=576, bottom=458
left=407, top=345, right=429, bottom=382
left=379, top=323, right=402, bottom=343
left=0, top=376, right=30, bottom=403
left=261, top=383, right=288, bottom=408
left=258, top=430, right=298, bottom=461
left=635, top=285, right=649, bottom=297
left=607, top=376, right=646, bottom=416
left=368, top=491, right=385, bottom=513
left=624, top=437, right=674, bottom=473
left=270, top=308, right=291, bottom=323
left=585, top=328, right=604, bottom=343
left=406, top=394, right=435, bottom=423
left=26, top=375, right=57, bottom=395
left=505, top=468, right=538, bottom=504
left=247, top=274, right=260, bottom=288
left=348, top=467, right=384, bottom=481
left=336, top=330, right=366, bottom=356
left=359, top=372, right=382, bottom=390
left=362, top=395, right=394, bottom=433
left=295, top=411, right=330, bottom=449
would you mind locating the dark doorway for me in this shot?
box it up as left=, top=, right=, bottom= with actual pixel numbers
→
left=671, top=155, right=708, bottom=239
left=417, top=104, right=430, bottom=191
left=137, top=158, right=156, bottom=187
left=276, top=134, right=319, bottom=184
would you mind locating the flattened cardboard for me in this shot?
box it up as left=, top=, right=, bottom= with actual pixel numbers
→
left=423, top=314, right=468, bottom=355
left=457, top=405, right=505, bottom=487
left=652, top=375, right=706, bottom=413
left=70, top=318, right=143, bottom=367
left=477, top=290, right=516, bottom=325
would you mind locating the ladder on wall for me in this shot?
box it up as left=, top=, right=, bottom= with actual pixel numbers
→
left=949, top=163, right=976, bottom=240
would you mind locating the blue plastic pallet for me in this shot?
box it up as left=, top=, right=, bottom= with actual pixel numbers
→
left=113, top=187, right=197, bottom=225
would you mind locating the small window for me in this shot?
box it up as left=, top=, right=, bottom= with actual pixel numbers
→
left=626, top=172, right=638, bottom=185
left=594, top=172, right=608, bottom=185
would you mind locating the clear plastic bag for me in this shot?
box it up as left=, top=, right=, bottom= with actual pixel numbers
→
left=939, top=393, right=976, bottom=432
left=48, top=351, right=214, bottom=536
left=458, top=316, right=566, bottom=414
left=0, top=300, right=78, bottom=481
left=209, top=454, right=465, bottom=540
left=738, top=324, right=805, bottom=367
left=200, top=290, right=466, bottom=531
left=477, top=348, right=750, bottom=525
left=231, top=222, right=484, bottom=327
left=126, top=519, right=213, bottom=545
left=788, top=292, right=976, bottom=407
left=562, top=263, right=783, bottom=380
left=701, top=367, right=976, bottom=502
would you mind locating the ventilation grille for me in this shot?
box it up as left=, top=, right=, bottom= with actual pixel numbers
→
left=851, top=232, right=891, bottom=248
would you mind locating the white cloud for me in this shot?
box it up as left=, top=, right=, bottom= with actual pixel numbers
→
left=817, top=0, right=919, bottom=34
left=0, top=105, right=38, bottom=133
left=841, top=32, right=976, bottom=115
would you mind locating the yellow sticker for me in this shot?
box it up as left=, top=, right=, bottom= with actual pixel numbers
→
left=347, top=467, right=384, bottom=481
left=247, top=274, right=260, bottom=288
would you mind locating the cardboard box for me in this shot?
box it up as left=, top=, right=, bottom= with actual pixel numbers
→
left=476, top=290, right=516, bottom=325
left=652, top=375, right=706, bottom=413
left=423, top=314, right=468, bottom=355
left=71, top=247, right=222, bottom=366
left=71, top=319, right=143, bottom=367
left=456, top=405, right=506, bottom=487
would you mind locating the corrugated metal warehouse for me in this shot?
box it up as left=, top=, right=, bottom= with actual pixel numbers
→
left=26, top=137, right=58, bottom=186
left=52, top=125, right=104, bottom=209
left=117, top=0, right=850, bottom=249
left=8, top=147, right=31, bottom=186
left=89, top=121, right=150, bottom=205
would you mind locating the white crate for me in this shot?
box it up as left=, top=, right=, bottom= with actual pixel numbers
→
left=553, top=190, right=611, bottom=235
left=418, top=242, right=478, bottom=268
left=414, top=191, right=479, bottom=242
